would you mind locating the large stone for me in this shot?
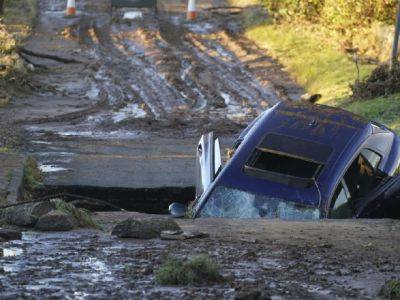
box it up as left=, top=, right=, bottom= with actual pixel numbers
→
left=35, top=210, right=78, bottom=231
left=0, top=228, right=22, bottom=241
left=112, top=217, right=181, bottom=239
left=1, top=201, right=56, bottom=227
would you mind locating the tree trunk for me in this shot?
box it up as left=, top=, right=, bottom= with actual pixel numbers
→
left=390, top=1, right=400, bottom=71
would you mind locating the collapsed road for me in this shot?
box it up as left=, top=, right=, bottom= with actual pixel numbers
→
left=0, top=0, right=302, bottom=210
left=1, top=0, right=399, bottom=299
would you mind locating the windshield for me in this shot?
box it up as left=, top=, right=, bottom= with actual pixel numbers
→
left=198, top=185, right=320, bottom=220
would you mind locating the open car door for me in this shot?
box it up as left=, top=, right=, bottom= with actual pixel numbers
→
left=356, top=174, right=400, bottom=219
left=195, top=132, right=222, bottom=200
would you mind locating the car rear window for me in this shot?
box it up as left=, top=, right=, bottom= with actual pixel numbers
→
left=249, top=150, right=321, bottom=179
left=244, top=133, right=329, bottom=187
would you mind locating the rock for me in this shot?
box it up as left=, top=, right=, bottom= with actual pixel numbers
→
left=70, top=199, right=118, bottom=212
left=235, top=290, right=265, bottom=300
left=26, top=63, right=35, bottom=72
left=1, top=201, right=56, bottom=226
left=112, top=217, right=181, bottom=239
left=160, top=230, right=185, bottom=240
left=160, top=230, right=210, bottom=240
left=35, top=210, right=78, bottom=231
left=0, top=228, right=22, bottom=241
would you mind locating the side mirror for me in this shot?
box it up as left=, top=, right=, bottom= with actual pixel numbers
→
left=168, top=202, right=187, bottom=218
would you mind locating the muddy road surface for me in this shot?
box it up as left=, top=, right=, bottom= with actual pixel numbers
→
left=1, top=214, right=399, bottom=299
left=0, top=0, right=301, bottom=196
left=1, top=1, right=399, bottom=299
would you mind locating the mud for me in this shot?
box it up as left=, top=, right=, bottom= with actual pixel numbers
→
left=0, top=0, right=303, bottom=189
left=3, top=2, right=388, bottom=299
left=1, top=215, right=399, bottom=299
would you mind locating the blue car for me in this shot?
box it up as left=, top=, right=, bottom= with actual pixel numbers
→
left=170, top=102, right=400, bottom=220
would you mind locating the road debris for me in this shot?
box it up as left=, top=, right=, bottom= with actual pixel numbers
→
left=160, top=229, right=209, bottom=240
left=111, top=217, right=181, bottom=239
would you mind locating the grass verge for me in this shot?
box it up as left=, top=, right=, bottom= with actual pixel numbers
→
left=155, top=254, right=223, bottom=285
left=245, top=23, right=375, bottom=103
left=242, top=21, right=399, bottom=134
left=229, top=0, right=400, bottom=134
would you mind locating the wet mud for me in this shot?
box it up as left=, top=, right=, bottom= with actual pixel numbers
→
left=0, top=0, right=303, bottom=185
left=1, top=216, right=399, bottom=299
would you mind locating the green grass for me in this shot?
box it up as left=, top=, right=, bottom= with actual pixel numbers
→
left=344, top=95, right=400, bottom=133
left=0, top=146, right=11, bottom=153
left=23, top=156, right=42, bottom=193
left=52, top=198, right=100, bottom=229
left=380, top=279, right=400, bottom=299
left=155, top=254, right=223, bottom=285
left=243, top=22, right=399, bottom=134
left=246, top=23, right=375, bottom=102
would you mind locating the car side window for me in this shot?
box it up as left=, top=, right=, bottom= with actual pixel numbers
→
left=343, top=150, right=381, bottom=200
left=330, top=180, right=353, bottom=219
left=360, top=149, right=381, bottom=170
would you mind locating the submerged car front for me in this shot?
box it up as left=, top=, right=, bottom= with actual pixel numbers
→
left=192, top=102, right=371, bottom=220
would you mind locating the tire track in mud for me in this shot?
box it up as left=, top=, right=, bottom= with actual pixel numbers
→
left=19, top=1, right=299, bottom=139
left=113, top=16, right=280, bottom=126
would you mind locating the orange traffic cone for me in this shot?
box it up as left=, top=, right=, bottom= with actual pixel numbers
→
left=187, top=0, right=196, bottom=20
left=66, top=0, right=77, bottom=17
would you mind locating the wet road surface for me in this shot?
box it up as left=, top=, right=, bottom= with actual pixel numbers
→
left=2, top=0, right=302, bottom=190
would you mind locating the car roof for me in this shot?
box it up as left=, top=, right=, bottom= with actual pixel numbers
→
left=215, top=101, right=374, bottom=208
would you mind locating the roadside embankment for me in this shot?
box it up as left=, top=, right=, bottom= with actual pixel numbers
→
left=229, top=1, right=400, bottom=134
left=0, top=0, right=37, bottom=106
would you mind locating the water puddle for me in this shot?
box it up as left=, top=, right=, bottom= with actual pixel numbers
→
left=123, top=11, right=143, bottom=20
left=112, top=103, right=147, bottom=123
left=2, top=248, right=23, bottom=258
left=39, top=164, right=69, bottom=173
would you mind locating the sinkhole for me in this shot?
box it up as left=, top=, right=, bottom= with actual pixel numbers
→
left=33, top=185, right=195, bottom=214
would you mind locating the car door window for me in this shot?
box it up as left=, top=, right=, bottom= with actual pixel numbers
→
left=343, top=150, right=381, bottom=200
left=330, top=180, right=353, bottom=219
left=360, top=149, right=381, bottom=169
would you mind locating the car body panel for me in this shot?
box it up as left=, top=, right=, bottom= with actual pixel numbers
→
left=193, top=102, right=400, bottom=219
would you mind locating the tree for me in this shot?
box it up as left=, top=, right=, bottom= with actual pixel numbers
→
left=390, top=1, right=400, bottom=71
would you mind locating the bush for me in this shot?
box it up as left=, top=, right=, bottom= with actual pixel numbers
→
left=262, top=0, right=323, bottom=22
left=351, top=64, right=400, bottom=99
left=155, top=254, right=223, bottom=285
left=263, top=0, right=397, bottom=28
left=322, top=0, right=397, bottom=29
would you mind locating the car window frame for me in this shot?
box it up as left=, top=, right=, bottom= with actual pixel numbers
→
left=327, top=147, right=383, bottom=215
